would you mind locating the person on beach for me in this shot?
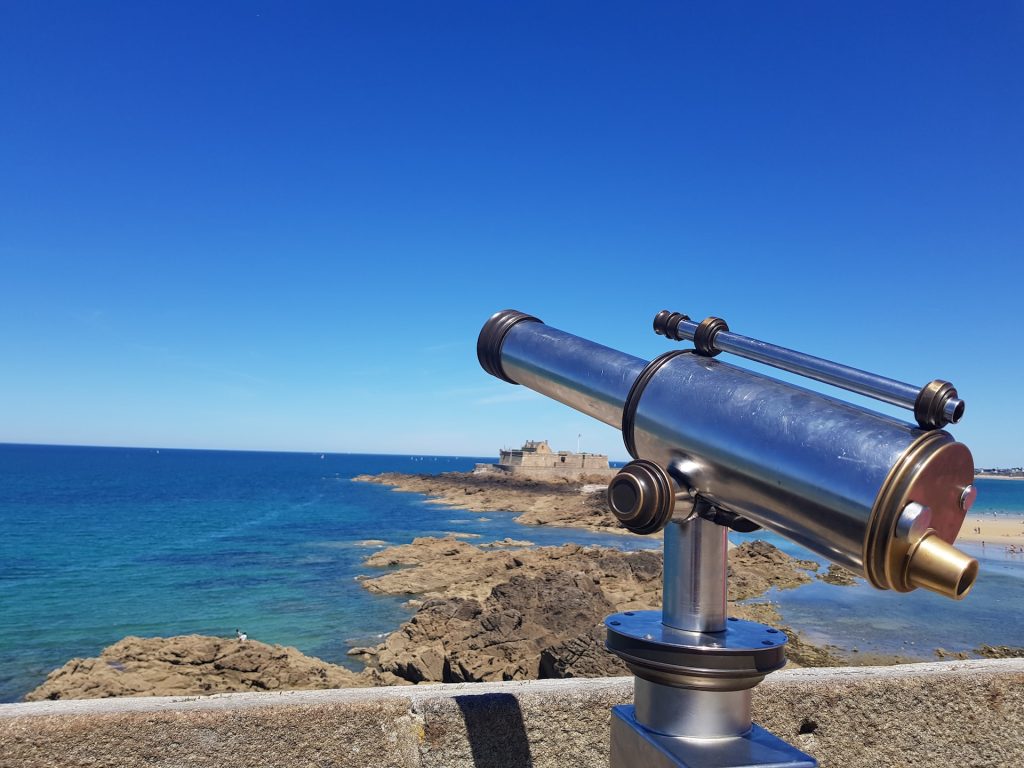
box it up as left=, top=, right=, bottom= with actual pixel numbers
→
left=235, top=628, right=247, bottom=642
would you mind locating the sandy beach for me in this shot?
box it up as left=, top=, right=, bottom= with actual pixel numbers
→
left=958, top=514, right=1024, bottom=546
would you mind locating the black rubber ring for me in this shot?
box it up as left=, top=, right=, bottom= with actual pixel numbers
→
left=476, top=310, right=542, bottom=384
left=913, top=379, right=957, bottom=430
left=621, top=350, right=691, bottom=459
left=693, top=317, right=728, bottom=357
left=653, top=310, right=689, bottom=340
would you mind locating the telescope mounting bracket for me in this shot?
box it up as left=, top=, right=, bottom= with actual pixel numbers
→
left=604, top=515, right=817, bottom=768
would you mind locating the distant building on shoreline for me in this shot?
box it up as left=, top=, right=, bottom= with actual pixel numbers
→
left=975, top=467, right=1024, bottom=479
left=499, top=439, right=609, bottom=471
left=476, top=439, right=613, bottom=479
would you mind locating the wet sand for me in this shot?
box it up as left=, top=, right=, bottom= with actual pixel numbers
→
left=958, top=515, right=1024, bottom=546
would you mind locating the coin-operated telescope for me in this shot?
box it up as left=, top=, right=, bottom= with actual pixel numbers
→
left=477, top=309, right=978, bottom=768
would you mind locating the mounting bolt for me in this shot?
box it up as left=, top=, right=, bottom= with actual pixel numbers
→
left=959, top=485, right=977, bottom=513
left=896, top=502, right=933, bottom=541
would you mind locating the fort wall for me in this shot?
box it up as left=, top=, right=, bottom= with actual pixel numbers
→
left=484, top=439, right=614, bottom=480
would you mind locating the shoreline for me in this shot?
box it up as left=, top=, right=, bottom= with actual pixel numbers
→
left=958, top=514, right=1024, bottom=546
left=355, top=470, right=1023, bottom=656
left=25, top=535, right=857, bottom=699
left=354, top=469, right=1024, bottom=546
left=352, top=471, right=936, bottom=664
left=352, top=468, right=634, bottom=535
left=348, top=534, right=888, bottom=678
left=22, top=469, right=1019, bottom=700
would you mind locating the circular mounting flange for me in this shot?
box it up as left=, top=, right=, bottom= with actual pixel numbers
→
left=605, top=610, right=787, bottom=691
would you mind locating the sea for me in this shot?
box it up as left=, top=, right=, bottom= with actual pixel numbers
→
left=1, top=443, right=1022, bottom=703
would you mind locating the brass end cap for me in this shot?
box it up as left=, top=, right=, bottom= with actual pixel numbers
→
left=904, top=531, right=979, bottom=600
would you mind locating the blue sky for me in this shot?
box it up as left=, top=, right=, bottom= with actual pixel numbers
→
left=1, top=2, right=1021, bottom=464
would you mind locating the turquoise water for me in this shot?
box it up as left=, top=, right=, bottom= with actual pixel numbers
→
left=732, top=477, right=1024, bottom=659
left=0, top=444, right=649, bottom=703
left=742, top=536, right=1024, bottom=659
left=1, top=446, right=1021, bottom=701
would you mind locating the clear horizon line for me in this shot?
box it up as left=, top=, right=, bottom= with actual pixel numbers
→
left=0, top=441, right=499, bottom=459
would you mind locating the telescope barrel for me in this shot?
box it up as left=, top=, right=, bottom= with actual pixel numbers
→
left=478, top=310, right=648, bottom=428
left=478, top=309, right=978, bottom=600
left=654, top=310, right=965, bottom=429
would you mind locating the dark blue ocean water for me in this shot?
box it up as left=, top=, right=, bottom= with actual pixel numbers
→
left=1, top=445, right=1022, bottom=702
left=0, top=444, right=648, bottom=703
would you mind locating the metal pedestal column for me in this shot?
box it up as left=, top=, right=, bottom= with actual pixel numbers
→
left=606, top=518, right=817, bottom=768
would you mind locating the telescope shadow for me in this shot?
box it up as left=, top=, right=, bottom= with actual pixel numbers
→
left=453, top=692, right=533, bottom=767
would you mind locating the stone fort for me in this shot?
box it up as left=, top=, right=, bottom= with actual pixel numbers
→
left=480, top=439, right=612, bottom=479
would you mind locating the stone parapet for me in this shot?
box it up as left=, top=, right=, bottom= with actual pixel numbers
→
left=2, top=659, right=1022, bottom=767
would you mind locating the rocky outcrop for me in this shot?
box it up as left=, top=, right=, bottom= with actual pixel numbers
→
left=976, top=644, right=1024, bottom=659
left=28, top=536, right=847, bottom=699
left=728, top=539, right=818, bottom=599
left=352, top=471, right=625, bottom=533
left=818, top=563, right=859, bottom=586
left=539, top=623, right=630, bottom=678
left=937, top=644, right=1024, bottom=661
left=359, top=572, right=622, bottom=683
left=25, top=635, right=370, bottom=701
left=361, top=536, right=662, bottom=605
left=355, top=537, right=824, bottom=684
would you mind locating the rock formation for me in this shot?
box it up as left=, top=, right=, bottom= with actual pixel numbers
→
left=728, top=539, right=818, bottom=599
left=353, top=536, right=824, bottom=684
left=27, top=535, right=864, bottom=699
left=359, top=572, right=625, bottom=683
left=818, top=563, right=860, bottom=586
left=26, top=635, right=369, bottom=701
left=361, top=536, right=661, bottom=605
left=975, top=644, right=1024, bottom=659
left=353, top=471, right=625, bottom=533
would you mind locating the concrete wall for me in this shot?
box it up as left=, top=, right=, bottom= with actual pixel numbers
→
left=2, top=660, right=1022, bottom=768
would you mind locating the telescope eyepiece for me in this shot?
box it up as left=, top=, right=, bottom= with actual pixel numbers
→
left=476, top=309, right=542, bottom=384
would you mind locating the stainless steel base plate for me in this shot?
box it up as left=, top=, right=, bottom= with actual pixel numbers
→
left=610, top=705, right=817, bottom=768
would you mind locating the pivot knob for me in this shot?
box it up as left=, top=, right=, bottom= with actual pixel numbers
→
left=607, top=460, right=675, bottom=535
